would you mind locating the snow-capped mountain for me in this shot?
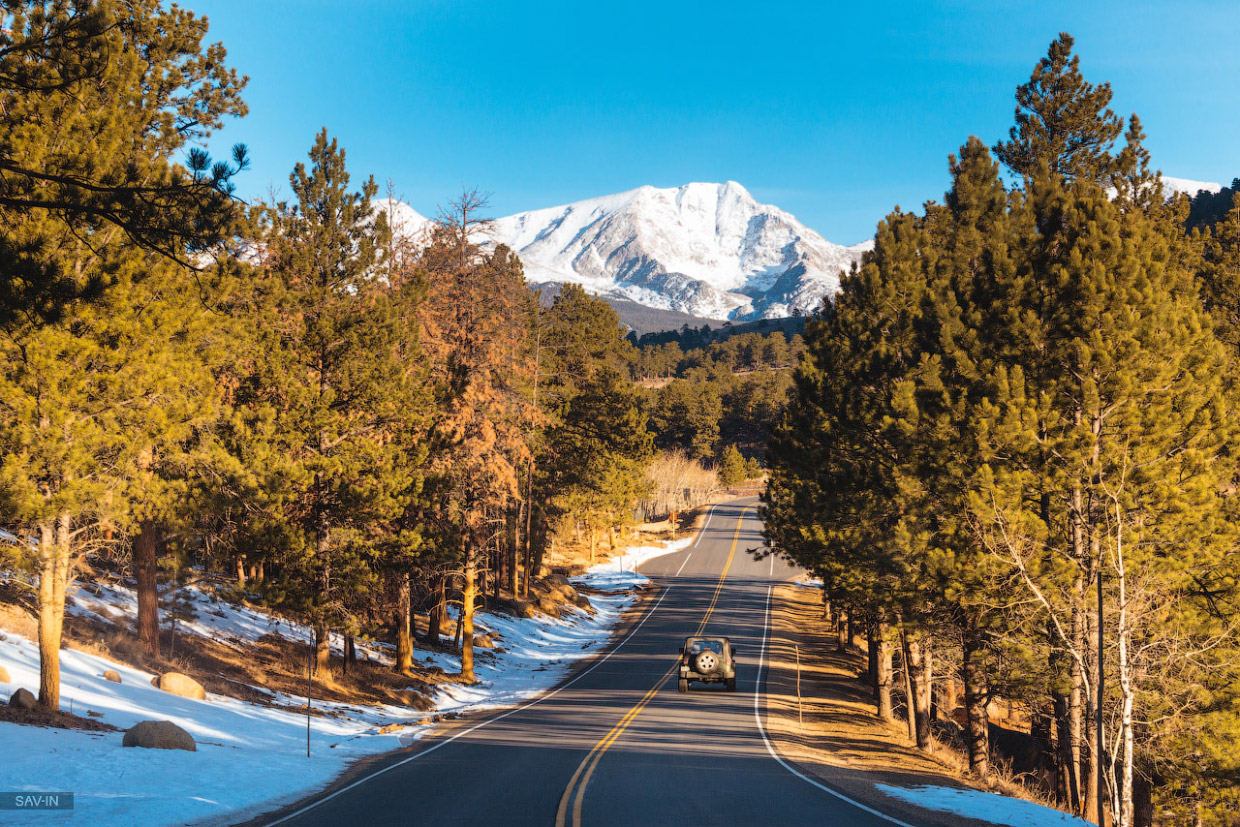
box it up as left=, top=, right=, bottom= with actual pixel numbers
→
left=1161, top=176, right=1222, bottom=198
left=379, top=173, right=1222, bottom=324
left=483, top=182, right=864, bottom=320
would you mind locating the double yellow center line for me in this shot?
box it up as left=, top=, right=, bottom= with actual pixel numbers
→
left=554, top=507, right=750, bottom=827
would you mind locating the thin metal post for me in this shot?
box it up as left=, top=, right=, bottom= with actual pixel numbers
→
left=307, top=636, right=313, bottom=758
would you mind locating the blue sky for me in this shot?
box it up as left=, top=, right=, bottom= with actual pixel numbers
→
left=190, top=0, right=1240, bottom=244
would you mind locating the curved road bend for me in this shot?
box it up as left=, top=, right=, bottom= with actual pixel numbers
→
left=249, top=498, right=960, bottom=827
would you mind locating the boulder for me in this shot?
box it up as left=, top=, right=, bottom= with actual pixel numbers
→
left=537, top=597, right=561, bottom=618
left=8, top=687, right=36, bottom=709
left=154, top=672, right=206, bottom=701
left=122, top=720, right=196, bottom=752
left=0, top=664, right=10, bottom=683
left=544, top=573, right=572, bottom=588
left=102, top=670, right=121, bottom=684
left=473, top=634, right=495, bottom=649
left=510, top=599, right=536, bottom=619
left=549, top=583, right=580, bottom=603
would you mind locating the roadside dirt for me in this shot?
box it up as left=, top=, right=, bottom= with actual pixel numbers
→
left=761, top=582, right=1010, bottom=827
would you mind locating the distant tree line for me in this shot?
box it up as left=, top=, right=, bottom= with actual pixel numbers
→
left=1187, top=178, right=1240, bottom=232
left=632, top=331, right=801, bottom=469
left=765, top=34, right=1240, bottom=827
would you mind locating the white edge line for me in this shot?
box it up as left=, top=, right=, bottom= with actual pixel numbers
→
left=753, top=584, right=917, bottom=827
left=673, top=554, right=692, bottom=577
left=691, top=503, right=720, bottom=548
left=266, top=505, right=722, bottom=825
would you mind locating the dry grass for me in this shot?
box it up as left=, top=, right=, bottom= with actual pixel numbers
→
left=763, top=583, right=957, bottom=777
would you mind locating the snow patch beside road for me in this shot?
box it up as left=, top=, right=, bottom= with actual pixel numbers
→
left=879, top=784, right=1093, bottom=826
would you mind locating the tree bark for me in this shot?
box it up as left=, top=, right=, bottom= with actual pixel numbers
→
left=876, top=620, right=893, bottom=722
left=314, top=623, right=330, bottom=676
left=908, top=634, right=933, bottom=748
left=37, top=516, right=72, bottom=711
left=395, top=573, right=413, bottom=673
left=901, top=629, right=916, bottom=740
left=963, top=623, right=991, bottom=778
left=427, top=576, right=444, bottom=646
left=836, top=608, right=849, bottom=653
left=135, top=519, right=161, bottom=658
left=509, top=503, right=520, bottom=595
left=460, top=549, right=477, bottom=682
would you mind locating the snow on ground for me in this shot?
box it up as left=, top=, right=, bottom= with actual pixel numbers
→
left=0, top=537, right=689, bottom=826
left=69, top=579, right=395, bottom=665
left=878, top=785, right=1093, bottom=827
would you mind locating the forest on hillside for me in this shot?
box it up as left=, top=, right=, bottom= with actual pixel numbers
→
left=765, top=33, right=1240, bottom=827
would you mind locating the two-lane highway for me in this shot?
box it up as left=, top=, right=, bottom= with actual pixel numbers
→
left=253, top=499, right=917, bottom=827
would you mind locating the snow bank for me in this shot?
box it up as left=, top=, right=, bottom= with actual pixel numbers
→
left=0, top=536, right=688, bottom=826
left=878, top=784, right=1093, bottom=826
left=576, top=537, right=693, bottom=592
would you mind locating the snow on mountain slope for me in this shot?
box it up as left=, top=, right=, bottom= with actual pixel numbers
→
left=1161, top=176, right=1222, bottom=198
left=485, top=182, right=863, bottom=320
left=382, top=173, right=1223, bottom=324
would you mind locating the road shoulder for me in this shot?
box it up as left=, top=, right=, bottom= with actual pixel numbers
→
left=760, top=582, right=1009, bottom=827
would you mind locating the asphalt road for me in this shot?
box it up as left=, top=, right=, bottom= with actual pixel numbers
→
left=251, top=498, right=928, bottom=827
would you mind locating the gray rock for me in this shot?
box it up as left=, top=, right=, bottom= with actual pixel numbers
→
left=122, top=720, right=196, bottom=752
left=8, top=687, right=37, bottom=709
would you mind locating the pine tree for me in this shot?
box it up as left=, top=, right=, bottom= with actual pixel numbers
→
left=994, top=32, right=1123, bottom=185
left=0, top=244, right=222, bottom=709
left=418, top=194, right=537, bottom=682
left=241, top=130, right=410, bottom=675
left=717, top=445, right=746, bottom=487
left=0, top=0, right=248, bottom=322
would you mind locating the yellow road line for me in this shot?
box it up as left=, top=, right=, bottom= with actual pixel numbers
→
left=554, top=506, right=751, bottom=827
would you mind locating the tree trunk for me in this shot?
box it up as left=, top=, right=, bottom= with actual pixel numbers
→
left=867, top=620, right=879, bottom=695
left=509, top=504, right=521, bottom=595
left=395, top=574, right=413, bottom=673
left=460, top=549, right=477, bottom=682
left=314, top=624, right=330, bottom=677
left=1114, top=506, right=1134, bottom=827
left=1055, top=684, right=1079, bottom=809
left=427, top=576, right=444, bottom=646
left=135, top=519, right=161, bottom=658
left=875, top=620, right=893, bottom=721
left=836, top=608, right=849, bottom=653
left=236, top=555, right=247, bottom=588
left=908, top=634, right=933, bottom=749
left=1082, top=594, right=1099, bottom=823
left=901, top=630, right=916, bottom=740
left=963, top=623, right=991, bottom=778
left=37, top=517, right=72, bottom=711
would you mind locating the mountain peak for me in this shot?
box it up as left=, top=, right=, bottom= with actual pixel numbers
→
left=486, top=181, right=861, bottom=320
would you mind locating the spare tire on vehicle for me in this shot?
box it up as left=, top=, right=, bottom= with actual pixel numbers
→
left=693, top=651, right=719, bottom=674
